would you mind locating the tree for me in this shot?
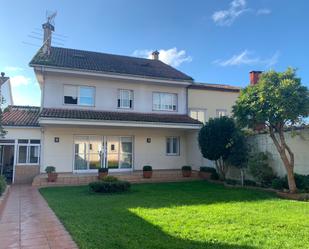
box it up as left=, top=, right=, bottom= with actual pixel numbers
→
left=226, top=130, right=248, bottom=186
left=233, top=68, right=309, bottom=193
left=198, top=117, right=236, bottom=180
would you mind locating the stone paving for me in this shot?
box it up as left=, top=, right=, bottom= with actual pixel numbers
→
left=0, top=185, right=78, bottom=249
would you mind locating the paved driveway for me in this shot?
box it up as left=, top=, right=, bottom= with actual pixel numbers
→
left=0, top=185, right=78, bottom=249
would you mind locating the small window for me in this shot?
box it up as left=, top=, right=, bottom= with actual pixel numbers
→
left=153, top=92, right=177, bottom=111
left=216, top=109, right=227, bottom=117
left=18, top=146, right=27, bottom=164
left=166, top=137, right=179, bottom=156
left=118, top=89, right=133, bottom=109
left=17, top=140, right=41, bottom=165
left=190, top=109, right=206, bottom=123
left=64, top=85, right=95, bottom=106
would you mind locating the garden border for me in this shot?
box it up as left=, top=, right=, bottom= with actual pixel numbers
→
left=0, top=185, right=11, bottom=217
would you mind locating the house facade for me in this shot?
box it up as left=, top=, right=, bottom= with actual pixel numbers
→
left=0, top=22, right=240, bottom=184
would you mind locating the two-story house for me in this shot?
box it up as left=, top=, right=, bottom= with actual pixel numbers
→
left=1, top=21, right=240, bottom=184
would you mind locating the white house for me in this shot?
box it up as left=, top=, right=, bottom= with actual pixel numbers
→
left=1, top=21, right=240, bottom=184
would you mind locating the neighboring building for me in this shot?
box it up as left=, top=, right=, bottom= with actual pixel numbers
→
left=0, top=75, right=13, bottom=107
left=1, top=20, right=240, bottom=183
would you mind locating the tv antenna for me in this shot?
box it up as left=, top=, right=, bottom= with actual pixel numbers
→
left=46, top=10, right=57, bottom=25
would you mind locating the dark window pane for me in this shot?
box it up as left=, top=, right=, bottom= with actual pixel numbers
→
left=18, top=139, right=29, bottom=144
left=29, top=146, right=39, bottom=163
left=18, top=146, right=27, bottom=163
left=0, top=139, right=15, bottom=143
left=30, top=140, right=40, bottom=144
left=64, top=96, right=78, bottom=104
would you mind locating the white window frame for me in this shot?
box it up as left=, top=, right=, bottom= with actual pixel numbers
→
left=166, top=136, right=180, bottom=156
left=152, top=92, right=177, bottom=112
left=17, top=140, right=40, bottom=165
left=63, top=85, right=95, bottom=107
left=118, top=89, right=133, bottom=109
left=216, top=109, right=228, bottom=117
left=189, top=109, right=207, bottom=123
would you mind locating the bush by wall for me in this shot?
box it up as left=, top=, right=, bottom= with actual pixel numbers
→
left=248, top=152, right=275, bottom=186
left=272, top=174, right=309, bottom=192
left=89, top=177, right=130, bottom=193
left=0, top=175, right=7, bottom=196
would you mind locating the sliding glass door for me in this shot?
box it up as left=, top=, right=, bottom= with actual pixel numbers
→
left=74, top=136, right=133, bottom=171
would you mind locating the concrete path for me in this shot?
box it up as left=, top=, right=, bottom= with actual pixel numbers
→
left=0, top=185, right=78, bottom=249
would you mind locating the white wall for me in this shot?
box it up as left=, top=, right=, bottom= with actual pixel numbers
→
left=4, top=127, right=41, bottom=140
left=248, top=129, right=309, bottom=177
left=42, top=73, right=188, bottom=114
left=42, top=126, right=189, bottom=173
left=1, top=80, right=13, bottom=107
left=188, top=89, right=239, bottom=120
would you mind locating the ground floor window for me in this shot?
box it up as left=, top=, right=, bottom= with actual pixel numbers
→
left=17, top=139, right=40, bottom=165
left=74, top=136, right=133, bottom=171
left=166, top=137, right=180, bottom=156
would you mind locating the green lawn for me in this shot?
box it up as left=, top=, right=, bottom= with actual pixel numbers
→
left=40, top=181, right=309, bottom=249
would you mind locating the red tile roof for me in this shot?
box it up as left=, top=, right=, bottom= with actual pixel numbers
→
left=2, top=106, right=40, bottom=127
left=40, top=108, right=201, bottom=125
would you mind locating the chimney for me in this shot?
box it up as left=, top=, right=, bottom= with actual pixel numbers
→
left=151, top=50, right=159, bottom=60
left=249, top=71, right=262, bottom=85
left=42, top=21, right=55, bottom=56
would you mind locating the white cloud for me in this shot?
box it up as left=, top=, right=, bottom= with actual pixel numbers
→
left=12, top=91, right=40, bottom=106
left=132, top=48, right=192, bottom=67
left=3, top=66, right=24, bottom=73
left=212, top=0, right=249, bottom=26
left=10, top=75, right=32, bottom=87
left=257, top=9, right=271, bottom=15
left=213, top=50, right=280, bottom=67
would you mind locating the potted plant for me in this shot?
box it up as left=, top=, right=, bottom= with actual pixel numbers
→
left=182, top=165, right=192, bottom=177
left=143, top=165, right=153, bottom=178
left=98, top=168, right=109, bottom=180
left=45, top=166, right=58, bottom=182
left=199, top=166, right=216, bottom=180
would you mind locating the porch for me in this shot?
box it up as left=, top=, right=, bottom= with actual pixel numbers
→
left=32, top=169, right=201, bottom=187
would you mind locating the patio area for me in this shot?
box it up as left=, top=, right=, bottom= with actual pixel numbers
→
left=32, top=169, right=201, bottom=187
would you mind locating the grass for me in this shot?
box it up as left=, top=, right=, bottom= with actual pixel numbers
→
left=40, top=181, right=309, bottom=249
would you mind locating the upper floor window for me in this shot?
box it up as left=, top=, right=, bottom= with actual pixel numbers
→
left=153, top=92, right=177, bottom=111
left=216, top=109, right=227, bottom=117
left=118, top=89, right=133, bottom=109
left=190, top=109, right=206, bottom=123
left=64, top=85, right=95, bottom=106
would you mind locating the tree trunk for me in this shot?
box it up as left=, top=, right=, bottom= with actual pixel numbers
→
left=240, top=168, right=244, bottom=187
left=215, top=158, right=227, bottom=181
left=269, top=126, right=297, bottom=193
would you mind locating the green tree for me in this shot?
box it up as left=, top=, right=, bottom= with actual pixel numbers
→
left=226, top=130, right=248, bottom=186
left=198, top=117, right=236, bottom=180
left=233, top=68, right=309, bottom=193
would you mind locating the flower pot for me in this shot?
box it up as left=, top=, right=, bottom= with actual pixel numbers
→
left=98, top=171, right=108, bottom=180
left=182, top=170, right=192, bottom=177
left=143, top=171, right=152, bottom=178
left=47, top=172, right=58, bottom=182
left=199, top=171, right=211, bottom=180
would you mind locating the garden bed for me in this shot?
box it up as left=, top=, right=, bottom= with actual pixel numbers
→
left=0, top=185, right=10, bottom=216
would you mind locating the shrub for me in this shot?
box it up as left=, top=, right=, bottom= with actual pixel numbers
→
left=248, top=152, right=275, bottom=186
left=211, top=171, right=220, bottom=180
left=89, top=179, right=130, bottom=193
left=200, top=167, right=216, bottom=174
left=182, top=165, right=192, bottom=171
left=244, top=180, right=257, bottom=186
left=225, top=179, right=240, bottom=185
left=143, top=165, right=152, bottom=171
left=98, top=168, right=108, bottom=173
left=271, top=178, right=287, bottom=190
left=0, top=175, right=7, bottom=196
left=101, top=176, right=118, bottom=182
left=45, top=166, right=56, bottom=173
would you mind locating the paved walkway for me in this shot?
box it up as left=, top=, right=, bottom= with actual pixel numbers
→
left=0, top=185, right=78, bottom=249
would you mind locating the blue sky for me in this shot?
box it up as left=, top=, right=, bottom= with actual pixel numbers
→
left=0, top=0, right=308, bottom=106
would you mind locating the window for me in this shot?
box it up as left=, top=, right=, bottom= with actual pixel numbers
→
left=190, top=109, right=206, bottom=123
left=166, top=137, right=180, bottom=156
left=64, top=85, right=95, bottom=106
left=17, top=139, right=40, bottom=164
left=153, top=92, right=177, bottom=111
left=216, top=109, right=227, bottom=117
left=118, top=89, right=133, bottom=109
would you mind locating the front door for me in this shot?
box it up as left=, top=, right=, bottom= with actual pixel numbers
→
left=74, top=136, right=133, bottom=172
